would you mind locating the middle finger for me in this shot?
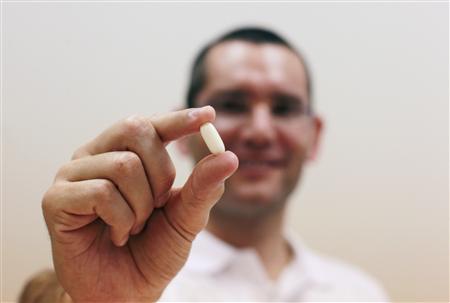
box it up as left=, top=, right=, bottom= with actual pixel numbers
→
left=58, top=151, right=153, bottom=234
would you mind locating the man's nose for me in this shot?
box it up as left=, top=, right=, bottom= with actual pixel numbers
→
left=241, top=104, right=277, bottom=147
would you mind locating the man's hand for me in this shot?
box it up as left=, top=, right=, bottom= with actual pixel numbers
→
left=42, top=106, right=238, bottom=302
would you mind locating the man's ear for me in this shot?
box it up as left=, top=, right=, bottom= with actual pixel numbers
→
left=307, top=115, right=324, bottom=162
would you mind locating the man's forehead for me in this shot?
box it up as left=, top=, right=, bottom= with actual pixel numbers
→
left=207, top=40, right=304, bottom=70
left=203, top=40, right=309, bottom=96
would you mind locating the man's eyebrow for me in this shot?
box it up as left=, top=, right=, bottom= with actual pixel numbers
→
left=271, top=92, right=312, bottom=114
left=271, top=92, right=305, bottom=105
left=204, top=89, right=250, bottom=103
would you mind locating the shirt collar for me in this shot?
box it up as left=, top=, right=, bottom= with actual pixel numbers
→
left=184, top=230, right=238, bottom=274
left=284, top=228, right=332, bottom=287
left=185, top=228, right=331, bottom=288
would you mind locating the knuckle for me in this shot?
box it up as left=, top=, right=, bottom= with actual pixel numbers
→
left=122, top=115, right=155, bottom=139
left=71, top=148, right=83, bottom=160
left=41, top=184, right=67, bottom=226
left=93, top=179, right=116, bottom=203
left=152, top=153, right=176, bottom=201
left=55, top=163, right=71, bottom=180
left=41, top=186, right=57, bottom=213
left=189, top=174, right=224, bottom=206
left=160, top=163, right=176, bottom=191
left=112, top=152, right=142, bottom=175
left=71, top=144, right=89, bottom=160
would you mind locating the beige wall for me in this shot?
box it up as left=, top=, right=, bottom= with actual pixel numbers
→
left=3, top=2, right=448, bottom=302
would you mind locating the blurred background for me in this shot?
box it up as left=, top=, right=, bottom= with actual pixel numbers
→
left=2, top=1, right=448, bottom=302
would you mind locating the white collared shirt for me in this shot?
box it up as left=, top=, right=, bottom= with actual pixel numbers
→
left=160, top=230, right=389, bottom=302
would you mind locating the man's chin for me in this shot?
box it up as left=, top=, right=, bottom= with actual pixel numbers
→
left=231, top=192, right=275, bottom=205
left=213, top=199, right=285, bottom=219
left=213, top=189, right=287, bottom=218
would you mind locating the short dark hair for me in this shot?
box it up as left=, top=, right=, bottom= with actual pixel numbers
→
left=186, top=26, right=313, bottom=109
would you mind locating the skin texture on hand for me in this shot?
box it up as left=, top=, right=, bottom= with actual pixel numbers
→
left=42, top=107, right=238, bottom=302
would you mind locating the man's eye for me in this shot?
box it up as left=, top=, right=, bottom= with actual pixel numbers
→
left=272, top=102, right=304, bottom=116
left=215, top=100, right=247, bottom=113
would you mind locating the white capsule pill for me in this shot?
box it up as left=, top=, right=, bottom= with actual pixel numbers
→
left=200, top=122, right=225, bottom=154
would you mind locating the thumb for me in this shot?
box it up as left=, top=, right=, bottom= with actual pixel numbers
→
left=164, top=151, right=238, bottom=240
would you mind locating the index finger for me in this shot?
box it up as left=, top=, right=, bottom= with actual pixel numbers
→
left=151, top=106, right=216, bottom=143
left=74, top=106, right=216, bottom=159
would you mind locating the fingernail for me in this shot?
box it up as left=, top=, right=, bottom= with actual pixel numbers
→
left=188, top=108, right=202, bottom=120
left=188, top=106, right=211, bottom=120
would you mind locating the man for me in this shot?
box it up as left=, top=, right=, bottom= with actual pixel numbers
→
left=34, top=26, right=387, bottom=302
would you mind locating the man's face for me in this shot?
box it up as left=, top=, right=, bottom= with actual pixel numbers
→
left=188, top=41, right=322, bottom=217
